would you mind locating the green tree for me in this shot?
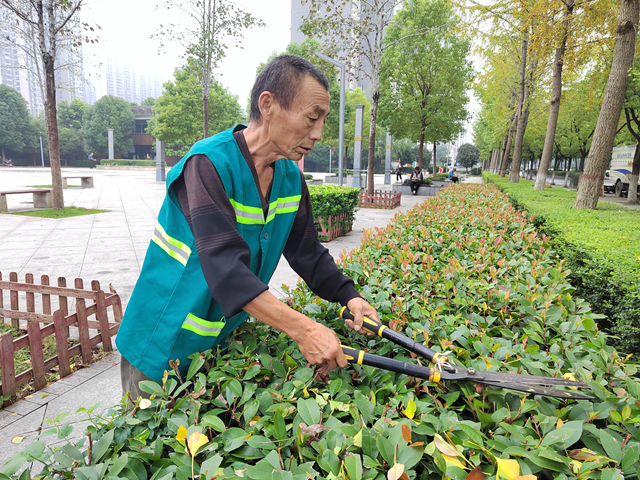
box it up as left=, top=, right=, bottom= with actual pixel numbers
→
left=148, top=62, right=244, bottom=157
left=1, top=0, right=93, bottom=209
left=0, top=84, right=31, bottom=161
left=302, top=0, right=443, bottom=194
left=141, top=97, right=156, bottom=106
left=82, top=96, right=135, bottom=158
left=156, top=0, right=263, bottom=139
left=575, top=0, right=639, bottom=209
left=57, top=98, right=88, bottom=131
left=379, top=0, right=473, bottom=173
left=58, top=127, right=84, bottom=163
left=456, top=143, right=480, bottom=173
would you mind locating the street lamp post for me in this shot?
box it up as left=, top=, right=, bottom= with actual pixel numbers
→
left=39, top=135, right=45, bottom=167
left=314, top=51, right=346, bottom=186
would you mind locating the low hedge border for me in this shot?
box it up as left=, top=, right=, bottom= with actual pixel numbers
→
left=309, top=185, right=360, bottom=238
left=483, top=173, right=640, bottom=355
left=4, top=183, right=639, bottom=479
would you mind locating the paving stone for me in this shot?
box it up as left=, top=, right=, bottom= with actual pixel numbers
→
left=0, top=409, right=22, bottom=428
left=0, top=405, right=47, bottom=466
left=3, top=399, right=43, bottom=416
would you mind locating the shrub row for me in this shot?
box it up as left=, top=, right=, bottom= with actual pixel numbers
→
left=308, top=185, right=360, bottom=236
left=4, top=184, right=639, bottom=479
left=484, top=173, right=640, bottom=355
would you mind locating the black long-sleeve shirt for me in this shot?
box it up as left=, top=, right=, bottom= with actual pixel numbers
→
left=172, top=130, right=359, bottom=319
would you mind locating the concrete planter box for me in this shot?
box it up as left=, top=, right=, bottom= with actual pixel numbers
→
left=391, top=183, right=441, bottom=196
left=325, top=175, right=338, bottom=184
left=305, top=179, right=323, bottom=185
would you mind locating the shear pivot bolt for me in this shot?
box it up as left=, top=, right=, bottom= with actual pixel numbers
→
left=467, top=368, right=476, bottom=375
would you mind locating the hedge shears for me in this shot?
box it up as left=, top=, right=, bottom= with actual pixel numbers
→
left=339, top=308, right=593, bottom=401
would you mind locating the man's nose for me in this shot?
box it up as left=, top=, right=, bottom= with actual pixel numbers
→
left=310, top=121, right=323, bottom=142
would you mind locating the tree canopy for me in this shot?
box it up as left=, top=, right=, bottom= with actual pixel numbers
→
left=148, top=62, right=244, bottom=157
left=379, top=0, right=473, bottom=171
left=82, top=96, right=135, bottom=157
left=0, top=84, right=31, bottom=160
left=456, top=143, right=480, bottom=172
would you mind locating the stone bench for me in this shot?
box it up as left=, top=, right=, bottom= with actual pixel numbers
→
left=391, top=183, right=442, bottom=196
left=63, top=176, right=94, bottom=188
left=0, top=188, right=53, bottom=212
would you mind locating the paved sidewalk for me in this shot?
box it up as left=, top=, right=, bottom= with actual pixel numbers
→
left=0, top=167, right=479, bottom=466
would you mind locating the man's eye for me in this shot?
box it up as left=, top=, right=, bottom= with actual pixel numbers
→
left=309, top=117, right=318, bottom=121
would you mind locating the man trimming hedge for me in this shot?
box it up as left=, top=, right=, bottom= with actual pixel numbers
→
left=116, top=56, right=377, bottom=398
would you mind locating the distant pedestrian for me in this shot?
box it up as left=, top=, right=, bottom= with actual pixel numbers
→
left=410, top=166, right=423, bottom=195
left=88, top=152, right=95, bottom=169
left=395, top=165, right=402, bottom=182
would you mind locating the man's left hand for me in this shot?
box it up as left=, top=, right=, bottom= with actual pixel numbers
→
left=345, top=297, right=378, bottom=336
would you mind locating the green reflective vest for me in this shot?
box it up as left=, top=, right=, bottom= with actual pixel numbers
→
left=116, top=127, right=302, bottom=382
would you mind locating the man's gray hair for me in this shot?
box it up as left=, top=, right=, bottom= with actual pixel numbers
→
left=250, top=55, right=330, bottom=122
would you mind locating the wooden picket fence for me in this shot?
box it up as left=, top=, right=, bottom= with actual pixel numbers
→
left=0, top=272, right=122, bottom=405
left=315, top=213, right=354, bottom=242
left=358, top=190, right=401, bottom=209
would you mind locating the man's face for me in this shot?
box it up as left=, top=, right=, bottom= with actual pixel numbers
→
left=268, top=75, right=330, bottom=161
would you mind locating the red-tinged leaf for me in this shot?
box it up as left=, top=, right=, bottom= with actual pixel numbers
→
left=410, top=442, right=425, bottom=447
left=401, top=424, right=411, bottom=443
left=465, top=466, right=486, bottom=480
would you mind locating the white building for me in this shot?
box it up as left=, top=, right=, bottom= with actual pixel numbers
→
left=101, top=59, right=163, bottom=104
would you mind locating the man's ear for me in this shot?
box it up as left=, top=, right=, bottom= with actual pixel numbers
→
left=259, top=91, right=276, bottom=120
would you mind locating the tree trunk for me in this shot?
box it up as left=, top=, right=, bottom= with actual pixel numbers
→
left=1, top=146, right=5, bottom=162
left=499, top=116, right=516, bottom=177
left=418, top=130, right=425, bottom=172
left=575, top=0, right=639, bottom=209
left=627, top=143, right=640, bottom=203
left=43, top=54, right=63, bottom=209
left=534, top=0, right=575, bottom=190
left=564, top=156, right=571, bottom=187
left=433, top=143, right=437, bottom=177
left=203, top=94, right=209, bottom=139
left=579, top=152, right=587, bottom=171
left=509, top=28, right=529, bottom=183
left=366, top=89, right=379, bottom=194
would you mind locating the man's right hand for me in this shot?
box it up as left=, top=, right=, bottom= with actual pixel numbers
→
left=243, top=291, right=348, bottom=370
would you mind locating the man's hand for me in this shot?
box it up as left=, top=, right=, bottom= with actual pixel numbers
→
left=345, top=297, right=379, bottom=336
left=244, top=291, right=348, bottom=370
left=297, top=322, right=347, bottom=369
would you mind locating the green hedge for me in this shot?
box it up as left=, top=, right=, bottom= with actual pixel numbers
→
left=483, top=173, right=640, bottom=355
left=402, top=178, right=433, bottom=186
left=100, top=159, right=156, bottom=166
left=308, top=185, right=360, bottom=237
left=4, top=184, right=639, bottom=479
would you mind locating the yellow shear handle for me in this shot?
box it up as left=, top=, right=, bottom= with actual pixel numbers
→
left=341, top=345, right=441, bottom=383
left=339, top=306, right=386, bottom=336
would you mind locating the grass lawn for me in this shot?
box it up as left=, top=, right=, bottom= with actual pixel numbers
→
left=28, top=184, right=79, bottom=188
left=12, top=206, right=108, bottom=218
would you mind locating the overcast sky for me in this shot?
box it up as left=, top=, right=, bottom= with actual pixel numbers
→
left=81, top=0, right=291, bottom=105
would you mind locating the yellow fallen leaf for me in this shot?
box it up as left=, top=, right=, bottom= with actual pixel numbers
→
left=41, top=394, right=49, bottom=399
left=139, top=398, right=152, bottom=410
left=12, top=436, right=24, bottom=444
left=443, top=454, right=465, bottom=469
left=514, top=476, right=537, bottom=480
left=354, top=430, right=363, bottom=448
left=187, top=431, right=209, bottom=457
left=176, top=424, right=187, bottom=446
left=434, top=434, right=459, bottom=457
left=403, top=398, right=416, bottom=419
left=24, top=395, right=33, bottom=399
left=387, top=463, right=405, bottom=480
left=249, top=415, right=261, bottom=427
left=496, top=458, right=520, bottom=480
left=563, top=372, right=578, bottom=390
left=556, top=418, right=564, bottom=429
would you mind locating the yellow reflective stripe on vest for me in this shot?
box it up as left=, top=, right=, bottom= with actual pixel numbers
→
left=266, top=195, right=302, bottom=223
left=230, top=195, right=301, bottom=225
left=151, top=223, right=192, bottom=266
left=230, top=198, right=265, bottom=225
left=181, top=313, right=225, bottom=337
